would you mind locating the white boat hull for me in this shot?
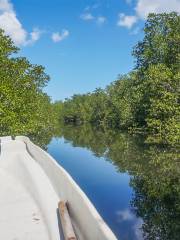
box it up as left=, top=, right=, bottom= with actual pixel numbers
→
left=0, top=136, right=117, bottom=240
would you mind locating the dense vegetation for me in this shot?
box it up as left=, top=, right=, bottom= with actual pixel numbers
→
left=60, top=13, right=180, bottom=146
left=0, top=29, right=57, bottom=139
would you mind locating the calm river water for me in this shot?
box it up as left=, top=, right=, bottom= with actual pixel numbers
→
left=42, top=124, right=178, bottom=240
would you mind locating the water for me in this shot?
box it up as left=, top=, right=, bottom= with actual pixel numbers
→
left=41, top=124, right=178, bottom=240
left=48, top=137, right=141, bottom=239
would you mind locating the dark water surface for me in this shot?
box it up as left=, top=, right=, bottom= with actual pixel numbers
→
left=44, top=124, right=179, bottom=240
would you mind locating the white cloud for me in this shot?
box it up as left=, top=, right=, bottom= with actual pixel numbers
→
left=80, top=11, right=107, bottom=26
left=84, top=3, right=100, bottom=11
left=117, top=13, right=137, bottom=29
left=0, top=0, right=12, bottom=12
left=81, top=4, right=106, bottom=25
left=133, top=218, right=143, bottom=240
left=97, top=16, right=106, bottom=25
left=0, top=0, right=41, bottom=46
left=116, top=209, right=135, bottom=221
left=116, top=209, right=143, bottom=239
left=136, top=0, right=180, bottom=19
left=118, top=0, right=180, bottom=30
left=51, top=29, right=69, bottom=43
left=24, top=28, right=42, bottom=46
left=0, top=11, right=27, bottom=45
left=126, top=0, right=132, bottom=4
left=80, top=12, right=94, bottom=21
left=30, top=28, right=41, bottom=42
left=130, top=26, right=140, bottom=35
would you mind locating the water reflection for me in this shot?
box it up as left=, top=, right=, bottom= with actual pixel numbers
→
left=34, top=123, right=180, bottom=239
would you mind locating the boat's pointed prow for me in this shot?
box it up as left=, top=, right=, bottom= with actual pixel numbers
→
left=0, top=136, right=117, bottom=240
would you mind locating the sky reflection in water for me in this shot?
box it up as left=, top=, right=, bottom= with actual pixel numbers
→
left=48, top=137, right=143, bottom=240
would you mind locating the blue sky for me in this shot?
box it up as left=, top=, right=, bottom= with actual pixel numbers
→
left=0, top=0, right=179, bottom=101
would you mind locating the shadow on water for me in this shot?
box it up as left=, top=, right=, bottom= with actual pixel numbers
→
left=32, top=123, right=180, bottom=240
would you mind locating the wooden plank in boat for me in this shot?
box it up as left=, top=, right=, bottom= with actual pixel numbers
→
left=58, top=201, right=77, bottom=240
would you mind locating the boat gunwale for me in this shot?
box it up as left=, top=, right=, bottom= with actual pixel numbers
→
left=15, top=136, right=117, bottom=240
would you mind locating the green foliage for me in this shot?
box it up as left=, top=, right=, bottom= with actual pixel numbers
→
left=62, top=89, right=109, bottom=126
left=60, top=13, right=180, bottom=147
left=0, top=29, right=56, bottom=136
left=133, top=12, right=180, bottom=72
left=106, top=74, right=136, bottom=129
left=143, top=64, right=180, bottom=145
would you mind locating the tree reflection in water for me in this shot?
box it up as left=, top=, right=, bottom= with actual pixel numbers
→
left=33, top=123, right=180, bottom=239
